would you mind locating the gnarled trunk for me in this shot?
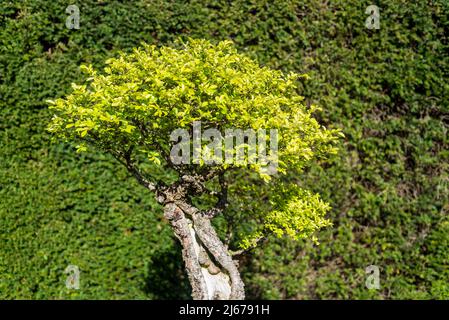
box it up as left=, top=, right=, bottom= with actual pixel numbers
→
left=163, top=202, right=245, bottom=300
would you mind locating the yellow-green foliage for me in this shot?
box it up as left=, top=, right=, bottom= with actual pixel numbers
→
left=48, top=39, right=340, bottom=248
left=48, top=39, right=339, bottom=176
left=240, top=184, right=332, bottom=250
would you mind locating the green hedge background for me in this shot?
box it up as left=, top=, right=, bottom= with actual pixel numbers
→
left=1, top=0, right=448, bottom=299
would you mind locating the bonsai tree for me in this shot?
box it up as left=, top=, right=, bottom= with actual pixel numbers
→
left=47, top=39, right=341, bottom=300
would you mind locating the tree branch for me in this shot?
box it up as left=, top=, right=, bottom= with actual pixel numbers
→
left=229, top=236, right=267, bottom=257
left=122, top=147, right=157, bottom=191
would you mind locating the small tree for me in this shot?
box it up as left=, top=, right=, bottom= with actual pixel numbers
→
left=48, top=39, right=341, bottom=300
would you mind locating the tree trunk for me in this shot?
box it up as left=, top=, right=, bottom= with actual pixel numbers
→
left=163, top=202, right=245, bottom=300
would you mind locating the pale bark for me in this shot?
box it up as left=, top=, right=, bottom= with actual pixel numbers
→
left=121, top=158, right=244, bottom=300
left=163, top=203, right=208, bottom=299
left=163, top=202, right=245, bottom=300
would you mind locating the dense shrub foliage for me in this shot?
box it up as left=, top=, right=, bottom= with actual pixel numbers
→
left=1, top=0, right=448, bottom=299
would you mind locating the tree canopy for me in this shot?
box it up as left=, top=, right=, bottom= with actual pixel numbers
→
left=47, top=38, right=340, bottom=251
